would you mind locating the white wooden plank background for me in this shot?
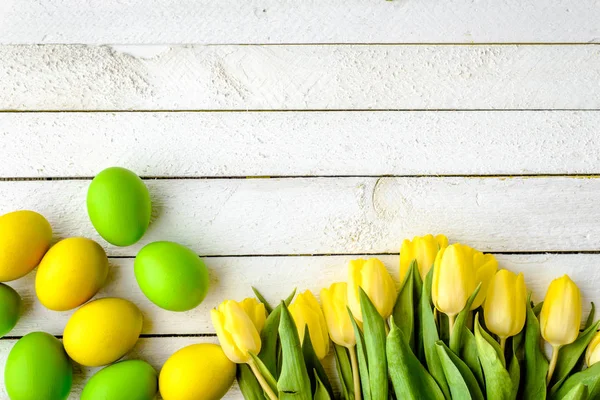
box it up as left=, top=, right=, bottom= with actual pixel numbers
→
left=2, top=2, right=599, bottom=399
left=2, top=45, right=600, bottom=110
left=1, top=0, right=600, bottom=44
left=1, top=111, right=600, bottom=177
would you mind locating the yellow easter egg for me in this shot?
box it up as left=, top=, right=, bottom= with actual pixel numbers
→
left=63, top=298, right=142, bottom=367
left=159, top=344, right=235, bottom=400
left=36, top=237, right=109, bottom=311
left=0, top=210, right=52, bottom=282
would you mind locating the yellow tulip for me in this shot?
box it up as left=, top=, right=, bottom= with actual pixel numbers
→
left=586, top=332, right=600, bottom=367
left=432, top=244, right=497, bottom=317
left=348, top=258, right=396, bottom=322
left=211, top=299, right=265, bottom=364
left=238, top=297, right=267, bottom=334
left=289, top=290, right=330, bottom=359
left=483, top=270, right=527, bottom=341
left=400, top=234, right=448, bottom=280
left=540, top=275, right=582, bottom=347
left=321, top=282, right=355, bottom=348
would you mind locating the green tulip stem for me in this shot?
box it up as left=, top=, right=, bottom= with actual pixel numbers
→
left=547, top=344, right=561, bottom=385
left=500, top=337, right=507, bottom=351
left=348, top=345, right=362, bottom=400
left=248, top=359, right=279, bottom=400
left=448, top=313, right=456, bottom=336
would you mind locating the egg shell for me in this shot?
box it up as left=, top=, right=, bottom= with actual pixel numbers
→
left=63, top=297, right=143, bottom=367
left=0, top=210, right=52, bottom=282
left=0, top=283, right=21, bottom=337
left=87, top=167, right=151, bottom=247
left=81, top=360, right=158, bottom=400
left=4, top=331, right=72, bottom=400
left=134, top=241, right=209, bottom=311
left=159, top=344, right=235, bottom=400
left=36, top=237, right=109, bottom=311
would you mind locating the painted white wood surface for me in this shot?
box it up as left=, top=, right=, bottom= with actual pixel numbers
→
left=2, top=111, right=600, bottom=177
left=2, top=0, right=599, bottom=44
left=1, top=177, right=599, bottom=256
left=2, top=45, right=600, bottom=110
left=4, top=254, right=600, bottom=337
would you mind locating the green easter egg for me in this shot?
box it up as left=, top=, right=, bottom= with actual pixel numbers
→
left=4, top=332, right=72, bottom=400
left=134, top=241, right=209, bottom=311
left=81, top=360, right=158, bottom=400
left=87, top=167, right=151, bottom=247
left=0, top=283, right=21, bottom=337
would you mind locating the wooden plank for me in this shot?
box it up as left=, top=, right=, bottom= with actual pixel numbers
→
left=0, top=177, right=598, bottom=256
left=2, top=45, right=600, bottom=111
left=2, top=111, right=600, bottom=177
left=1, top=1, right=599, bottom=44
left=4, top=254, right=600, bottom=336
left=0, top=336, right=245, bottom=399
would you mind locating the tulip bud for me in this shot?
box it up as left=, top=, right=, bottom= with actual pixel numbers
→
left=400, top=234, right=448, bottom=280
left=483, top=270, right=527, bottom=339
left=289, top=290, right=330, bottom=359
left=540, top=275, right=582, bottom=347
left=320, top=282, right=355, bottom=348
left=432, top=244, right=497, bottom=317
left=348, top=258, right=396, bottom=322
left=239, top=297, right=267, bottom=334
left=586, top=332, right=600, bottom=367
left=211, top=299, right=265, bottom=364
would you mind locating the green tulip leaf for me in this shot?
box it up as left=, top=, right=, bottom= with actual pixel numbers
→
left=277, top=302, right=312, bottom=400
left=302, top=325, right=334, bottom=398
left=349, top=309, right=371, bottom=400
left=259, top=289, right=297, bottom=377
left=450, top=283, right=482, bottom=354
left=509, top=331, right=524, bottom=400
left=551, top=320, right=600, bottom=394
left=461, top=328, right=485, bottom=389
left=252, top=287, right=274, bottom=314
left=393, top=260, right=416, bottom=350
left=414, top=266, right=425, bottom=361
left=558, top=383, right=588, bottom=400
left=249, top=353, right=278, bottom=395
left=585, top=302, right=596, bottom=330
left=523, top=296, right=549, bottom=400
left=386, top=317, right=444, bottom=400
left=237, top=364, right=265, bottom=400
left=359, top=288, right=389, bottom=400
left=553, top=362, right=600, bottom=399
left=436, top=340, right=485, bottom=400
left=533, top=301, right=544, bottom=317
left=475, top=316, right=513, bottom=400
left=420, top=267, right=451, bottom=399
left=313, top=370, right=332, bottom=400
left=333, top=344, right=354, bottom=400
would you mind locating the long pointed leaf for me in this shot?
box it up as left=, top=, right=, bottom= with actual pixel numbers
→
left=554, top=362, right=600, bottom=399
left=461, top=328, right=485, bottom=389
left=359, top=288, right=388, bottom=400
left=475, top=316, right=512, bottom=400
left=333, top=344, right=354, bottom=400
left=436, top=340, right=485, bottom=400
left=523, top=298, right=549, bottom=400
left=393, top=260, right=416, bottom=350
left=249, top=353, right=278, bottom=394
left=253, top=287, right=274, bottom=314
left=277, top=302, right=312, bottom=400
left=313, top=370, right=332, bottom=400
left=237, top=364, right=265, bottom=400
left=559, top=383, right=588, bottom=400
left=420, top=267, right=451, bottom=399
left=302, top=325, right=334, bottom=398
left=387, top=318, right=444, bottom=400
left=585, top=303, right=596, bottom=330
left=450, top=283, right=481, bottom=354
left=349, top=309, right=371, bottom=400
left=509, top=333, right=523, bottom=400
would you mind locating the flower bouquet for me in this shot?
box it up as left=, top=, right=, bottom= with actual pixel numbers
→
left=212, top=235, right=600, bottom=400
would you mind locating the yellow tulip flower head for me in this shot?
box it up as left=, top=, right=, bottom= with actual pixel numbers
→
left=400, top=234, right=448, bottom=280
left=347, top=258, right=396, bottom=322
left=432, top=244, right=497, bottom=317
left=586, top=332, right=600, bottom=367
left=289, top=290, right=330, bottom=360
left=320, top=282, right=355, bottom=348
left=211, top=298, right=265, bottom=364
left=483, top=270, right=527, bottom=339
left=239, top=297, right=267, bottom=334
left=540, top=275, right=582, bottom=347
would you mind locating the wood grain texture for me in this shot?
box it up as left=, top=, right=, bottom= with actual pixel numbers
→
left=1, top=177, right=599, bottom=256
left=1, top=0, right=599, bottom=44
left=2, top=111, right=600, bottom=177
left=0, top=336, right=246, bottom=399
left=3, top=254, right=600, bottom=336
left=2, top=45, right=600, bottom=110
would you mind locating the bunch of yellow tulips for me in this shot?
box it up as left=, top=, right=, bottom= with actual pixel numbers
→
left=211, top=234, right=600, bottom=400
